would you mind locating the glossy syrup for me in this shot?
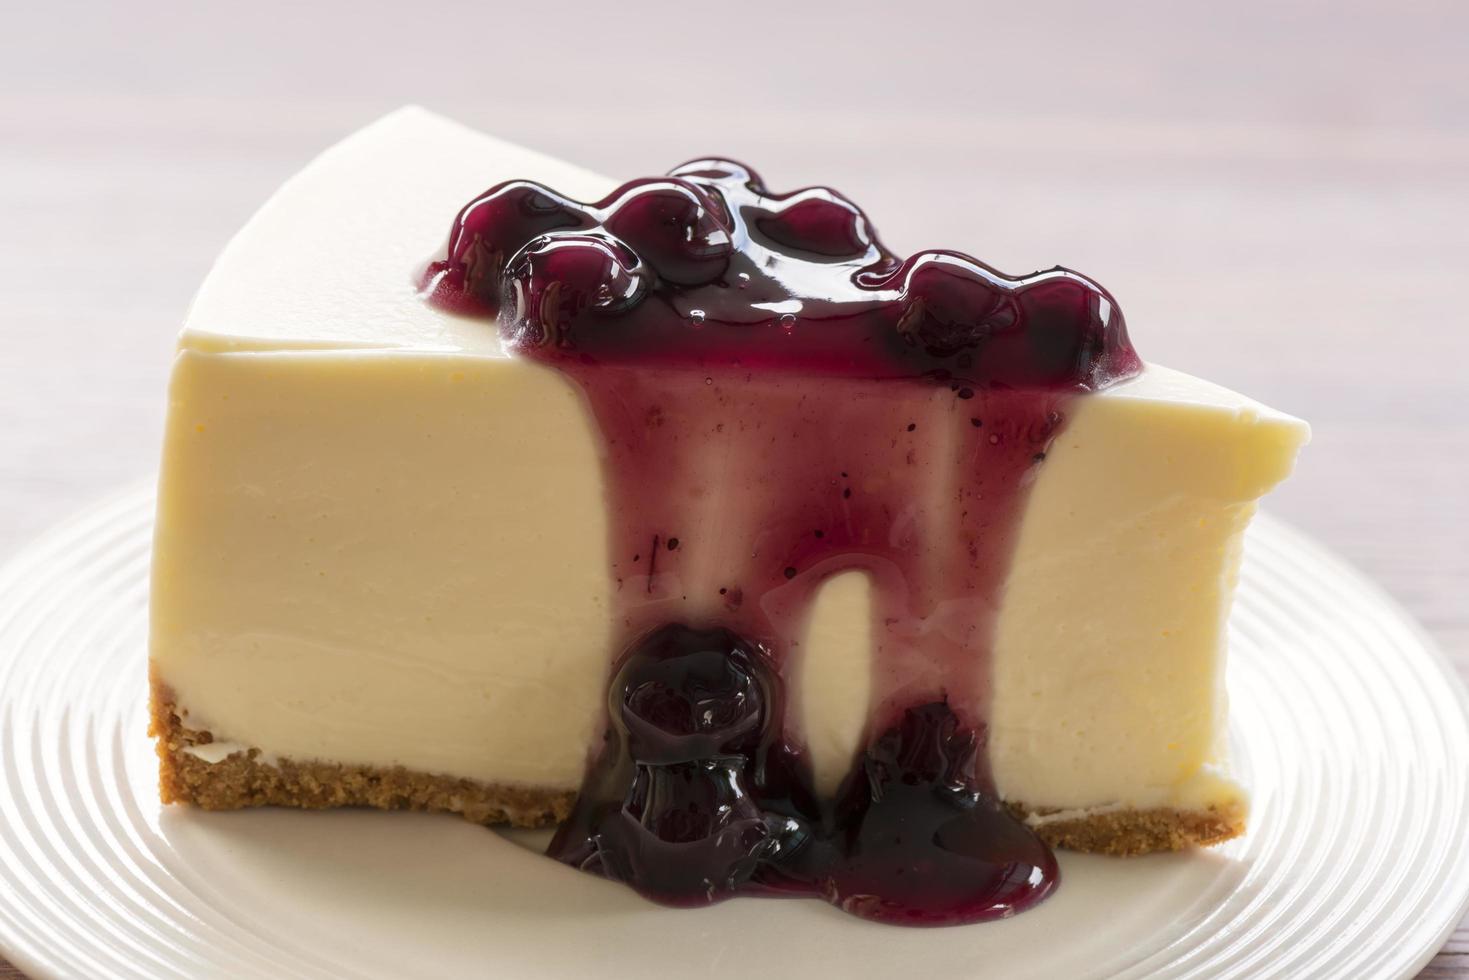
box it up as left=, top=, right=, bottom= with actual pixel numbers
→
left=424, top=159, right=1139, bottom=924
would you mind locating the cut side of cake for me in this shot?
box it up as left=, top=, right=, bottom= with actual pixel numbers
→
left=149, top=108, right=1308, bottom=918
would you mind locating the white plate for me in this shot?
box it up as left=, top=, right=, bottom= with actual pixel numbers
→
left=0, top=487, right=1466, bottom=980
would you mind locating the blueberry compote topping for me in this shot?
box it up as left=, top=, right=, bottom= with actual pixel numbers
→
left=422, top=160, right=1137, bottom=386
left=549, top=625, right=1056, bottom=924
left=548, top=625, right=815, bottom=905
left=425, top=159, right=1141, bottom=925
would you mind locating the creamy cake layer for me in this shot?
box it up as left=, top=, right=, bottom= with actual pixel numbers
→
left=153, top=343, right=1303, bottom=814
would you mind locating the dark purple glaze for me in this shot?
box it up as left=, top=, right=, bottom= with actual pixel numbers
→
left=422, top=160, right=1137, bottom=387
left=424, top=159, right=1140, bottom=925
left=815, top=702, right=1057, bottom=924
left=548, top=625, right=1056, bottom=923
left=548, top=625, right=816, bottom=906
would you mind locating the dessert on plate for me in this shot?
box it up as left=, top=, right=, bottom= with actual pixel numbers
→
left=148, top=108, right=1308, bottom=924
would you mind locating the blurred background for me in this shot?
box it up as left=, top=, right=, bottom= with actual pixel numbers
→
left=1, top=0, right=1466, bottom=972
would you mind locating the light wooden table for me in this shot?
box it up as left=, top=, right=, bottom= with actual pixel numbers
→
left=2, top=1, right=1465, bottom=975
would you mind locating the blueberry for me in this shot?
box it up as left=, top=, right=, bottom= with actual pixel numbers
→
left=1011, top=274, right=1115, bottom=385
left=499, top=234, right=645, bottom=348
left=605, top=182, right=733, bottom=287
left=667, top=158, right=761, bottom=191
left=613, top=625, right=771, bottom=765
left=442, top=181, right=593, bottom=300
left=893, top=252, right=1015, bottom=357
left=886, top=253, right=1128, bottom=387
left=754, top=191, right=874, bottom=259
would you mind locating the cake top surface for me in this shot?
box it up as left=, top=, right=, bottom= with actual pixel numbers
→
left=186, top=108, right=611, bottom=356
left=181, top=107, right=1302, bottom=425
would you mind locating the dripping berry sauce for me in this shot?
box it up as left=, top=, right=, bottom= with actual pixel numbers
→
left=424, top=158, right=1139, bottom=925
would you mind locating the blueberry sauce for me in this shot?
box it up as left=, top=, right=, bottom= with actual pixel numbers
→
left=422, top=159, right=1135, bottom=387
left=548, top=625, right=816, bottom=906
left=424, top=159, right=1139, bottom=924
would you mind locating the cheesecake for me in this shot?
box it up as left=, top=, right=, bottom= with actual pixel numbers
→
left=149, top=108, right=1308, bottom=923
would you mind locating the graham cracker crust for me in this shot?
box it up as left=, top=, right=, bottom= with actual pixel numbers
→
left=149, top=673, right=1243, bottom=854
left=148, top=675, right=573, bottom=828
left=1011, top=802, right=1245, bottom=857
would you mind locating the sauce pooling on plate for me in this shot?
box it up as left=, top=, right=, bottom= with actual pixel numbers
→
left=424, top=159, right=1140, bottom=924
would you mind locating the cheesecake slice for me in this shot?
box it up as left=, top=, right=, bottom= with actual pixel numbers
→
left=149, top=108, right=1307, bottom=891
